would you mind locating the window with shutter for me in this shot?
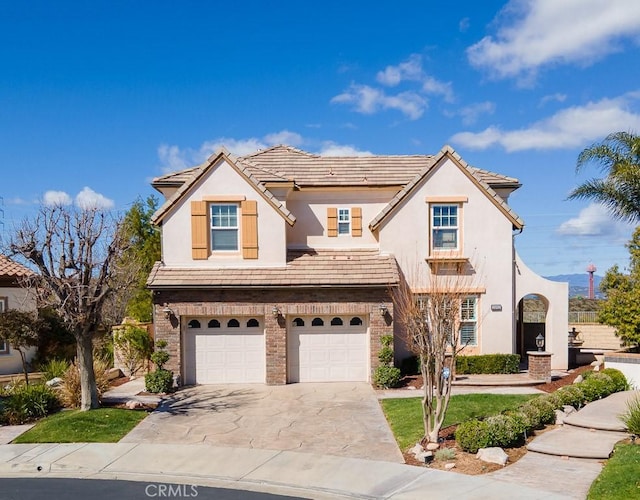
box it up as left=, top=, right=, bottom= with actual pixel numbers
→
left=352, top=207, right=362, bottom=237
left=191, top=201, right=209, bottom=260
left=241, top=200, right=258, bottom=259
left=327, top=207, right=338, bottom=237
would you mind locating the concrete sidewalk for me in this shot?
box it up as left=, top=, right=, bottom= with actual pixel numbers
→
left=0, top=442, right=573, bottom=499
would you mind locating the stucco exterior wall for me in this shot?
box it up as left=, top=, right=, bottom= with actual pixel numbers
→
left=0, top=286, right=37, bottom=375
left=161, top=158, right=288, bottom=267
left=379, top=157, right=516, bottom=358
left=515, top=252, right=569, bottom=370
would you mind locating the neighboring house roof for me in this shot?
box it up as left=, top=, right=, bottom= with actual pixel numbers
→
left=0, top=255, right=33, bottom=285
left=369, top=145, right=525, bottom=231
left=147, top=249, right=399, bottom=288
left=151, top=148, right=297, bottom=226
left=152, top=144, right=521, bottom=190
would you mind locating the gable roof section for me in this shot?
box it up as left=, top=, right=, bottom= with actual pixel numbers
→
left=151, top=148, right=296, bottom=226
left=147, top=249, right=399, bottom=288
left=369, top=145, right=524, bottom=231
left=0, top=255, right=33, bottom=285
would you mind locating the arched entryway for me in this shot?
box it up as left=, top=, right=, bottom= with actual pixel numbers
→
left=516, top=294, right=549, bottom=367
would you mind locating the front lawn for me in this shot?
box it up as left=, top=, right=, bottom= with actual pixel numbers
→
left=587, top=443, right=640, bottom=499
left=380, top=393, right=536, bottom=450
left=12, top=408, right=148, bottom=443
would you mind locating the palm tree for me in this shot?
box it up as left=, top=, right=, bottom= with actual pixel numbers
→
left=569, top=131, right=640, bottom=223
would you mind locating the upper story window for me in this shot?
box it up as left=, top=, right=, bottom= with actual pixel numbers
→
left=338, top=208, right=350, bottom=235
left=210, top=204, right=239, bottom=251
left=432, top=204, right=458, bottom=251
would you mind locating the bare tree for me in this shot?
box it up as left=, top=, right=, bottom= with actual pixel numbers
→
left=8, top=203, right=135, bottom=410
left=393, top=263, right=478, bottom=444
left=0, top=309, right=46, bottom=385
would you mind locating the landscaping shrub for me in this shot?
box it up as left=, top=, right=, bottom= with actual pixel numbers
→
left=599, top=368, right=628, bottom=392
left=145, top=340, right=173, bottom=394
left=373, top=365, right=402, bottom=389
left=619, top=394, right=640, bottom=436
left=456, top=354, right=520, bottom=375
left=520, top=397, right=555, bottom=429
left=38, top=358, right=70, bottom=381
left=59, top=358, right=111, bottom=408
left=378, top=346, right=394, bottom=365
left=113, top=324, right=153, bottom=376
left=579, top=372, right=616, bottom=402
left=435, top=447, right=456, bottom=461
left=485, top=413, right=528, bottom=448
left=0, top=383, right=60, bottom=424
left=556, top=385, right=585, bottom=409
left=540, top=391, right=564, bottom=410
left=455, top=419, right=491, bottom=453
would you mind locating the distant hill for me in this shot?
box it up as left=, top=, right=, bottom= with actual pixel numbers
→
left=544, top=274, right=604, bottom=298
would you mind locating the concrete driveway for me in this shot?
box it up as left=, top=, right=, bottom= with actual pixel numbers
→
left=120, top=382, right=404, bottom=463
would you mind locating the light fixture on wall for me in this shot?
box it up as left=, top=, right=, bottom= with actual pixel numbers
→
left=379, top=304, right=388, bottom=316
left=536, top=333, right=545, bottom=351
left=162, top=304, right=175, bottom=320
left=272, top=306, right=281, bottom=318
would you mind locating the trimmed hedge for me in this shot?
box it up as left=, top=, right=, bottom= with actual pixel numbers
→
left=456, top=354, right=520, bottom=375
left=456, top=368, right=628, bottom=452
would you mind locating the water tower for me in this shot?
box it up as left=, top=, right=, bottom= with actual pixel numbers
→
left=586, top=263, right=597, bottom=299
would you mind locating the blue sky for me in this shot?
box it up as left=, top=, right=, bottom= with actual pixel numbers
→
left=2, top=0, right=640, bottom=278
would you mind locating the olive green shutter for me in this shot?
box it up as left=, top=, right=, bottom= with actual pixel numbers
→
left=352, top=207, right=362, bottom=237
left=241, top=200, right=258, bottom=259
left=327, top=207, right=338, bottom=237
left=191, top=201, right=209, bottom=260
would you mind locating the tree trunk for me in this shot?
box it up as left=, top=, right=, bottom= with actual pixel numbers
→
left=76, top=334, right=99, bottom=410
left=18, top=349, right=29, bottom=386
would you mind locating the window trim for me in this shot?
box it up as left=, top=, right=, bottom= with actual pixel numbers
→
left=337, top=208, right=351, bottom=235
left=210, top=203, right=240, bottom=253
left=460, top=296, right=478, bottom=347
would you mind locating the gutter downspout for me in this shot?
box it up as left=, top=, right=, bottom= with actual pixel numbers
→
left=512, top=227, right=523, bottom=357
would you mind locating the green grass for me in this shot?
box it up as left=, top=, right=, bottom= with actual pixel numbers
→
left=380, top=393, right=536, bottom=450
left=587, top=443, right=640, bottom=499
left=12, top=408, right=148, bottom=443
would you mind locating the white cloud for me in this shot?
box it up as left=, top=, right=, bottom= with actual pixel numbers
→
left=158, top=130, right=304, bottom=172
left=447, top=101, right=496, bottom=125
left=75, top=187, right=115, bottom=210
left=557, top=203, right=633, bottom=236
left=376, top=54, right=424, bottom=86
left=468, top=0, right=640, bottom=82
left=318, top=142, right=373, bottom=156
left=451, top=92, right=640, bottom=151
left=43, top=191, right=72, bottom=207
left=331, top=84, right=426, bottom=120
left=539, top=93, right=567, bottom=106
left=459, top=17, right=470, bottom=33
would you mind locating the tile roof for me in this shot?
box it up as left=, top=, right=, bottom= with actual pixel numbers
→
left=0, top=255, right=33, bottom=279
left=147, top=249, right=399, bottom=288
left=152, top=144, right=520, bottom=189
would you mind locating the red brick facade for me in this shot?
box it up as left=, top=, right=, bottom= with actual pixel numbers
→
left=153, top=287, right=393, bottom=385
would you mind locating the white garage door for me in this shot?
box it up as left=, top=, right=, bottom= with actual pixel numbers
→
left=287, top=315, right=368, bottom=383
left=183, top=317, right=265, bottom=384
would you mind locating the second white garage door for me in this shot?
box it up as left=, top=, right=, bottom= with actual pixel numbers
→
left=287, top=315, right=368, bottom=383
left=183, top=317, right=265, bottom=384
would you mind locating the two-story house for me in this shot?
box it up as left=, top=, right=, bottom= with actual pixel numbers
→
left=148, top=145, right=568, bottom=385
left=0, top=255, right=37, bottom=375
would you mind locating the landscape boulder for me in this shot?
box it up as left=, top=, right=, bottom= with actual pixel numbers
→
left=476, top=447, right=508, bottom=466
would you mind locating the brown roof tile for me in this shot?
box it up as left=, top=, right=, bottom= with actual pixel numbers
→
left=147, top=249, right=399, bottom=288
left=0, top=255, right=33, bottom=279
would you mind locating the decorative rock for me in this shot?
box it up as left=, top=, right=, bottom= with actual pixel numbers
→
left=593, top=364, right=601, bottom=372
left=45, top=377, right=63, bottom=387
left=407, top=386, right=417, bottom=390
left=425, top=442, right=440, bottom=451
left=573, top=375, right=584, bottom=384
left=563, top=405, right=576, bottom=415
left=555, top=409, right=567, bottom=425
left=476, top=447, right=508, bottom=466
left=106, top=368, right=123, bottom=381
left=125, top=400, right=143, bottom=410
left=409, top=443, right=433, bottom=462
left=445, top=463, right=456, bottom=470
left=409, top=443, right=425, bottom=456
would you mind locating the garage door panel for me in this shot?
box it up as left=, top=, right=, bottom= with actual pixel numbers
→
left=185, top=318, right=265, bottom=384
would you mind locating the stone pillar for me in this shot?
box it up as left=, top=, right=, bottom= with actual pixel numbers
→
left=527, top=351, right=552, bottom=382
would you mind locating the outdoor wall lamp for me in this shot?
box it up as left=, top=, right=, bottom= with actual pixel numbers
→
left=536, top=333, right=545, bottom=351
left=272, top=306, right=281, bottom=318
left=379, top=304, right=388, bottom=316
left=162, top=304, right=175, bottom=320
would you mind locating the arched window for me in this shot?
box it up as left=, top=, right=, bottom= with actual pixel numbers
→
left=208, top=319, right=220, bottom=328
left=292, top=318, right=305, bottom=327
left=227, top=318, right=240, bottom=328
left=330, top=317, right=343, bottom=326
left=247, top=318, right=260, bottom=327
left=188, top=319, right=201, bottom=329
left=312, top=317, right=324, bottom=326
left=350, top=317, right=363, bottom=326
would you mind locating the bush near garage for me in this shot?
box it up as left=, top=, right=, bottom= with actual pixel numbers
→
left=373, top=335, right=401, bottom=389
left=145, top=340, right=173, bottom=394
left=456, top=369, right=628, bottom=453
